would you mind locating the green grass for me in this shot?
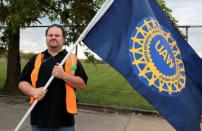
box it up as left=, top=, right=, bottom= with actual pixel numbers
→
left=0, top=58, right=7, bottom=89
left=0, top=58, right=28, bottom=89
left=77, top=63, right=154, bottom=110
left=0, top=58, right=154, bottom=110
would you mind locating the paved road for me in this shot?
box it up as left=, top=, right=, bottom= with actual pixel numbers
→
left=0, top=101, right=177, bottom=131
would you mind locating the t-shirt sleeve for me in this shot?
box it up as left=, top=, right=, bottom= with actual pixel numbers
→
left=75, top=60, right=88, bottom=84
left=20, top=55, right=37, bottom=84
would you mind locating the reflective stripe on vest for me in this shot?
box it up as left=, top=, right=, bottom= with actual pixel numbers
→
left=30, top=53, right=77, bottom=114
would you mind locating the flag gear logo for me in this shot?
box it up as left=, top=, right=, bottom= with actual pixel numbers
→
left=129, top=17, right=186, bottom=96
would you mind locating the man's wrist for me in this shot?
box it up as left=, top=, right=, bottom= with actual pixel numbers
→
left=30, top=87, right=35, bottom=96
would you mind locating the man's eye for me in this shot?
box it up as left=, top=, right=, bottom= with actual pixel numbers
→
left=55, top=35, right=60, bottom=37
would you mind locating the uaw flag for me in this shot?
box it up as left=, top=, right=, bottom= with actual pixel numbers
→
left=83, top=0, right=202, bottom=130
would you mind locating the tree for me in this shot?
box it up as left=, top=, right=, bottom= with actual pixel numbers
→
left=0, top=0, right=48, bottom=93
left=0, top=0, right=96, bottom=94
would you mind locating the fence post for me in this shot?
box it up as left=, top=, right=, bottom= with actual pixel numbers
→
left=185, top=26, right=189, bottom=42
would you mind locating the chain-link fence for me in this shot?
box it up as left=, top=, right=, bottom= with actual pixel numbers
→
left=178, top=25, right=202, bottom=57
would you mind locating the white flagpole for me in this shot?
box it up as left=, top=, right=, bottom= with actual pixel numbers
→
left=14, top=0, right=114, bottom=131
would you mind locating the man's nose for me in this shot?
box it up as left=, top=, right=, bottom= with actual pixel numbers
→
left=51, top=35, right=57, bottom=39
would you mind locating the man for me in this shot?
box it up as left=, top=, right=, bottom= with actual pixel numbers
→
left=19, top=24, right=88, bottom=131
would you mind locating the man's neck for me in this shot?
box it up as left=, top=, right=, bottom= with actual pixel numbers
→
left=48, top=48, right=63, bottom=56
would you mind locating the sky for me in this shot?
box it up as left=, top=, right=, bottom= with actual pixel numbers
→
left=20, top=0, right=202, bottom=58
left=165, top=0, right=202, bottom=25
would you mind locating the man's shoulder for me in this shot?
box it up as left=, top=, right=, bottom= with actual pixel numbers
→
left=29, top=51, right=46, bottom=63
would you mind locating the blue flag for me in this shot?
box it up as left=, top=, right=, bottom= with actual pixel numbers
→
left=83, top=0, right=202, bottom=130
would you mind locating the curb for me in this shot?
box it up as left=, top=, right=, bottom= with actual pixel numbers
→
left=78, top=103, right=159, bottom=116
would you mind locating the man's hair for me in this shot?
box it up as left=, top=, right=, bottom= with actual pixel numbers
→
left=45, top=24, right=66, bottom=38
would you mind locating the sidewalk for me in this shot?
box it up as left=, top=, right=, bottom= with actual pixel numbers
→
left=0, top=101, right=176, bottom=131
left=76, top=109, right=175, bottom=131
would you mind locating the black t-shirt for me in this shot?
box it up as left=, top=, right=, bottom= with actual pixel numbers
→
left=20, top=49, right=88, bottom=128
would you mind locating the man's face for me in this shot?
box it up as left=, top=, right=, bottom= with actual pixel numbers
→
left=46, top=27, right=64, bottom=50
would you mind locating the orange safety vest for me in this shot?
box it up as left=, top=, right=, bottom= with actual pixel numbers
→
left=30, top=52, right=77, bottom=114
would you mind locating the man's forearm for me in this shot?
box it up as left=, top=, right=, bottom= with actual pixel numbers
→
left=19, top=81, right=47, bottom=101
left=19, top=81, right=35, bottom=96
left=62, top=73, right=86, bottom=89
